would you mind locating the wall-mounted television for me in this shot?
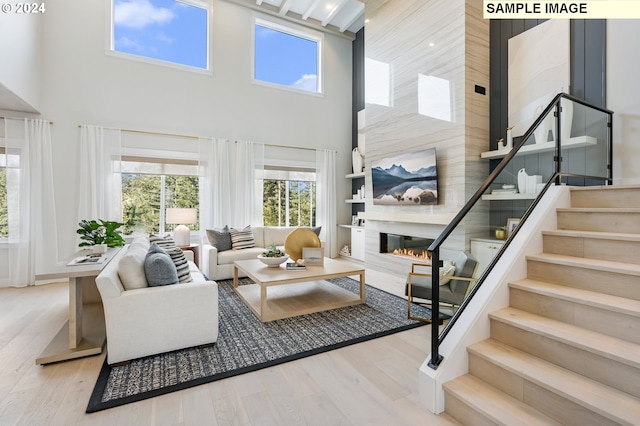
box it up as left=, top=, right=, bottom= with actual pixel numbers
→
left=371, top=148, right=438, bottom=205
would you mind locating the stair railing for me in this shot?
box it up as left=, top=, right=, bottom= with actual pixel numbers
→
left=425, top=93, right=613, bottom=369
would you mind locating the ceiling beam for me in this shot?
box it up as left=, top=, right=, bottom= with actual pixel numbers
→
left=221, top=0, right=356, bottom=40
left=339, top=4, right=364, bottom=32
left=302, top=0, right=323, bottom=20
left=278, top=0, right=294, bottom=16
left=322, top=0, right=349, bottom=27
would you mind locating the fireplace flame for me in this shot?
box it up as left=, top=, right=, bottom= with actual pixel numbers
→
left=392, top=248, right=431, bottom=261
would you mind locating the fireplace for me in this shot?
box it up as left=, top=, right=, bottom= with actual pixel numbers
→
left=379, top=232, right=434, bottom=261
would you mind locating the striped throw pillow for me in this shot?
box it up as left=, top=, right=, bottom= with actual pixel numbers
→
left=149, top=234, right=176, bottom=250
left=165, top=246, right=193, bottom=283
left=230, top=225, right=255, bottom=250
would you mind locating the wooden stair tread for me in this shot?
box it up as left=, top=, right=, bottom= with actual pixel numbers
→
left=489, top=307, right=640, bottom=369
left=570, top=184, right=640, bottom=192
left=444, top=374, right=562, bottom=426
left=556, top=207, right=640, bottom=213
left=467, top=339, right=640, bottom=424
left=526, top=252, right=640, bottom=276
left=541, top=229, right=640, bottom=242
left=509, top=278, right=640, bottom=318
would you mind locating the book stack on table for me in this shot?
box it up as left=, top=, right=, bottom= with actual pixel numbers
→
left=286, top=262, right=306, bottom=271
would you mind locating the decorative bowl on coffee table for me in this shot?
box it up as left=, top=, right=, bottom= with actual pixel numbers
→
left=257, top=254, right=289, bottom=268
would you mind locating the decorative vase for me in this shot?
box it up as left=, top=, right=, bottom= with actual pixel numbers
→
left=352, top=147, right=363, bottom=173
left=495, top=228, right=507, bottom=240
left=92, top=244, right=107, bottom=254
left=506, top=126, right=513, bottom=150
left=517, top=168, right=528, bottom=194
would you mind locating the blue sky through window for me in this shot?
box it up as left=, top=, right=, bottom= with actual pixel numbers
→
left=254, top=23, right=320, bottom=93
left=113, top=0, right=208, bottom=69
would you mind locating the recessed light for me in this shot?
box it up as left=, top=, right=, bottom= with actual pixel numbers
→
left=429, top=42, right=435, bottom=47
left=365, top=18, right=370, bottom=24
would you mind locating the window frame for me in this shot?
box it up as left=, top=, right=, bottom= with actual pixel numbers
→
left=120, top=155, right=200, bottom=235
left=262, top=165, right=317, bottom=228
left=252, top=16, right=324, bottom=96
left=107, top=0, right=212, bottom=74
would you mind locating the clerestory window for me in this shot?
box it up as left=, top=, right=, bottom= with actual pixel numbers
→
left=254, top=18, right=322, bottom=94
left=110, top=0, right=210, bottom=71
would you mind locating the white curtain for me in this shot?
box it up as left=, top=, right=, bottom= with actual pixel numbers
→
left=316, top=149, right=337, bottom=258
left=199, top=137, right=232, bottom=229
left=77, top=125, right=122, bottom=225
left=2, top=118, right=58, bottom=287
left=233, top=140, right=264, bottom=227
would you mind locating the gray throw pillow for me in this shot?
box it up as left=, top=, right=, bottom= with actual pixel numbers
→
left=144, top=243, right=179, bottom=286
left=206, top=225, right=232, bottom=252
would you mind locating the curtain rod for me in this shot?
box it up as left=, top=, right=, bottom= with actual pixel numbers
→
left=1, top=116, right=54, bottom=124
left=77, top=124, right=335, bottom=153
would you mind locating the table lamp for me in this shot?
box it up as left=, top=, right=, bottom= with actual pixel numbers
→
left=166, top=208, right=197, bottom=246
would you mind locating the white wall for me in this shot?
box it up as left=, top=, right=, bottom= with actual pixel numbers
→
left=607, top=20, right=640, bottom=185
left=2, top=0, right=353, bottom=262
left=0, top=9, right=42, bottom=111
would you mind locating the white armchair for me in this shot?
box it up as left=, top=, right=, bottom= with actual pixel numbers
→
left=96, top=245, right=219, bottom=365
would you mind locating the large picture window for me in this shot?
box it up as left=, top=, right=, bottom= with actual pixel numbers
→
left=111, top=0, right=209, bottom=70
left=121, top=157, right=199, bottom=234
left=263, top=168, right=316, bottom=227
left=254, top=18, right=322, bottom=93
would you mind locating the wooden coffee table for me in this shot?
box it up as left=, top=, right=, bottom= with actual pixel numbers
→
left=233, top=258, right=365, bottom=322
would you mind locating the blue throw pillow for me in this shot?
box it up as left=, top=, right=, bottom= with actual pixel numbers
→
left=206, top=225, right=232, bottom=252
left=144, top=243, right=179, bottom=286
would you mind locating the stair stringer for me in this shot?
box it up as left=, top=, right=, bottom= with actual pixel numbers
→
left=418, top=184, right=572, bottom=414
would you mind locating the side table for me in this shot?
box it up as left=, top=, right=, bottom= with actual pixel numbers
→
left=179, top=244, right=200, bottom=269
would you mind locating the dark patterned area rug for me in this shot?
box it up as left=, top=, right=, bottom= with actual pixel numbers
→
left=86, top=277, right=434, bottom=413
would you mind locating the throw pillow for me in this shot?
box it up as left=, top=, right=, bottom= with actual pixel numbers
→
left=149, top=234, right=176, bottom=250
left=165, top=246, right=193, bottom=283
left=310, top=226, right=322, bottom=236
left=118, top=245, right=148, bottom=290
left=439, top=261, right=457, bottom=286
left=230, top=225, right=255, bottom=250
left=144, top=243, right=179, bottom=286
left=206, top=225, right=232, bottom=252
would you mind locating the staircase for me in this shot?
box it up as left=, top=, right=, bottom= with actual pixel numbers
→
left=443, top=186, right=640, bottom=425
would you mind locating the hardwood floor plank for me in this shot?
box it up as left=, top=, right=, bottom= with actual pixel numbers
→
left=0, top=270, right=459, bottom=426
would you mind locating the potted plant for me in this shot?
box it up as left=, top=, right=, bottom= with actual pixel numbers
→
left=495, top=226, right=507, bottom=241
left=257, top=244, right=289, bottom=267
left=77, top=219, right=125, bottom=253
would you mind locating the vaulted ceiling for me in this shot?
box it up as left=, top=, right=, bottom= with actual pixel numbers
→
left=225, top=0, right=365, bottom=37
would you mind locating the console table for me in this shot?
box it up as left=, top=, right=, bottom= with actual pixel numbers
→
left=35, top=247, right=121, bottom=365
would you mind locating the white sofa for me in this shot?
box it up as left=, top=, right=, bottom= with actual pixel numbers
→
left=96, top=242, right=219, bottom=365
left=202, top=226, right=319, bottom=280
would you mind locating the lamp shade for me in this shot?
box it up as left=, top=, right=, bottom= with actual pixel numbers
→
left=166, top=208, right=197, bottom=225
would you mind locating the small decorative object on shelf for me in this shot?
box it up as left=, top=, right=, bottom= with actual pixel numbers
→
left=495, top=227, right=507, bottom=240
left=505, top=126, right=513, bottom=150
left=76, top=219, right=125, bottom=250
left=340, top=245, right=351, bottom=256
left=352, top=147, right=364, bottom=173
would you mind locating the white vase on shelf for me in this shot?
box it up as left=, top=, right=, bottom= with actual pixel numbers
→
left=517, top=168, right=528, bottom=194
left=352, top=147, right=363, bottom=173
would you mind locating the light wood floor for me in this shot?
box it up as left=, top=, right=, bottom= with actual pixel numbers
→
left=0, top=265, right=459, bottom=426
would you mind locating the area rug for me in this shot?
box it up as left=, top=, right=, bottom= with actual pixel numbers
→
left=87, top=276, right=434, bottom=413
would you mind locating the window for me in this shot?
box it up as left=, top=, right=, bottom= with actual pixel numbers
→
left=254, top=18, right=322, bottom=93
left=263, top=168, right=316, bottom=227
left=121, top=157, right=199, bottom=234
left=111, top=0, right=209, bottom=70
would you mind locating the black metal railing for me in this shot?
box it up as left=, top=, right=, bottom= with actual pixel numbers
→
left=425, top=93, right=613, bottom=369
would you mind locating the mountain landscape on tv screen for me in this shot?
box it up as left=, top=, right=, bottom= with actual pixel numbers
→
left=372, top=149, right=438, bottom=205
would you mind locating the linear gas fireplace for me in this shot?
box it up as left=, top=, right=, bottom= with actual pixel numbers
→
left=379, top=232, right=434, bottom=261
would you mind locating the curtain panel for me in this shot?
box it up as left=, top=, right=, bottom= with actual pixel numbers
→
left=77, top=125, right=122, bottom=225
left=1, top=118, right=58, bottom=287
left=316, top=149, right=337, bottom=258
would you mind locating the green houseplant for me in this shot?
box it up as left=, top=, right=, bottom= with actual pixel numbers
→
left=77, top=219, right=125, bottom=248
